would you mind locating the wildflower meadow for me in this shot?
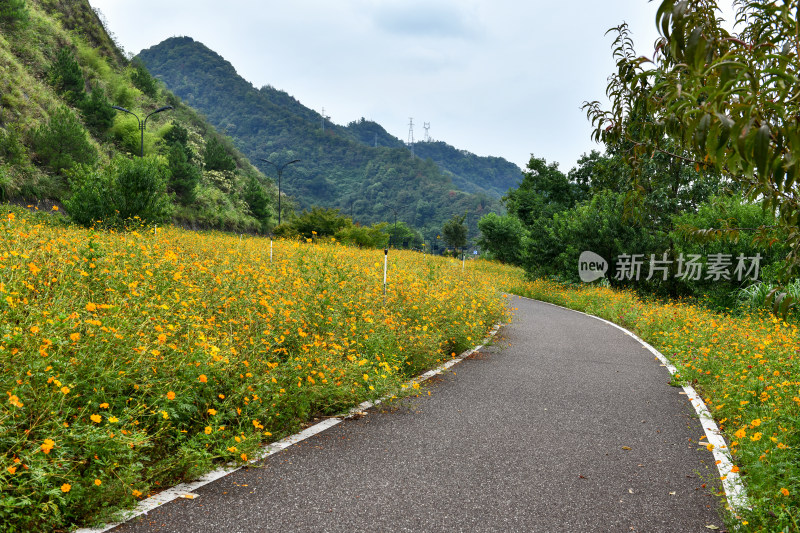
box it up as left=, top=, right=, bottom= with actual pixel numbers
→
left=0, top=208, right=505, bottom=531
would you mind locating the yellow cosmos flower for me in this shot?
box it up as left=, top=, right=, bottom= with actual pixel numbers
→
left=204, top=426, right=212, bottom=434
left=166, top=391, right=176, bottom=400
left=90, top=414, right=102, bottom=423
left=61, top=483, right=71, bottom=493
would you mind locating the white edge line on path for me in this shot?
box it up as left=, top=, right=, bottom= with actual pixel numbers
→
left=74, top=323, right=504, bottom=533
left=523, top=296, right=750, bottom=517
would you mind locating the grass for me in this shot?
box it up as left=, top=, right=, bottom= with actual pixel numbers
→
left=499, top=274, right=800, bottom=532
left=0, top=207, right=506, bottom=531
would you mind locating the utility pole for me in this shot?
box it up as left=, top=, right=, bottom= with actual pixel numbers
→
left=407, top=117, right=415, bottom=158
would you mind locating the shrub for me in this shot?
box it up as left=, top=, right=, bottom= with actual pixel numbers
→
left=203, top=136, right=236, bottom=172
left=0, top=0, right=29, bottom=26
left=48, top=48, right=86, bottom=106
left=167, top=144, right=200, bottom=206
left=242, top=175, right=272, bottom=231
left=80, top=85, right=116, bottom=138
left=65, top=155, right=172, bottom=227
left=129, top=58, right=158, bottom=98
left=31, top=106, right=98, bottom=174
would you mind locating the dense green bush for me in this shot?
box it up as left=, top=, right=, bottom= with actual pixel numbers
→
left=0, top=0, right=28, bottom=26
left=31, top=106, right=98, bottom=174
left=80, top=85, right=115, bottom=137
left=48, top=48, right=86, bottom=106
left=167, top=144, right=200, bottom=206
left=477, top=213, right=527, bottom=265
left=242, top=175, right=272, bottom=231
left=129, top=58, right=158, bottom=98
left=203, top=136, right=236, bottom=172
left=65, top=155, right=172, bottom=227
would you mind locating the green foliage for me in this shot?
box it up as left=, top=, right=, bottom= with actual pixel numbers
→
left=336, top=223, right=389, bottom=248
left=80, top=85, right=115, bottom=137
left=129, top=58, right=157, bottom=98
left=31, top=106, right=98, bottom=174
left=0, top=0, right=29, bottom=26
left=289, top=206, right=351, bottom=238
left=477, top=213, right=527, bottom=265
left=584, top=3, right=800, bottom=278
left=0, top=125, right=27, bottom=166
left=442, top=213, right=467, bottom=252
left=163, top=122, right=189, bottom=149
left=385, top=221, right=423, bottom=249
left=242, top=175, right=272, bottom=231
left=167, top=143, right=200, bottom=206
left=65, top=155, right=172, bottom=226
left=203, top=135, right=236, bottom=172
left=48, top=48, right=85, bottom=105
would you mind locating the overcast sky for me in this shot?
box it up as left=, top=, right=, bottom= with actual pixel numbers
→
left=88, top=1, right=692, bottom=171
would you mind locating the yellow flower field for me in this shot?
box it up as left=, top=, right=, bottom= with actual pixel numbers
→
left=0, top=210, right=506, bottom=530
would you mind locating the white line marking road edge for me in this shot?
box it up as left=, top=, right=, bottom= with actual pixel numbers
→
left=75, top=324, right=503, bottom=533
left=522, top=295, right=750, bottom=517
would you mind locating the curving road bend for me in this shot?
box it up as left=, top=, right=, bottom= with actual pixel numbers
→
left=108, top=295, right=724, bottom=533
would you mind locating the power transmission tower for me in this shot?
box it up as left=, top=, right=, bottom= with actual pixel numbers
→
left=321, top=108, right=330, bottom=132
left=423, top=122, right=430, bottom=142
left=407, top=117, right=415, bottom=158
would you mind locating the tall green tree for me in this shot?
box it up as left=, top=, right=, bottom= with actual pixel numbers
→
left=442, top=213, right=468, bottom=253
left=583, top=1, right=800, bottom=277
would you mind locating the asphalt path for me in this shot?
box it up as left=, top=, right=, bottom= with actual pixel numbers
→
left=110, top=296, right=724, bottom=532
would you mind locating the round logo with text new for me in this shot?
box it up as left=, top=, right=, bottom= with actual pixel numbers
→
left=579, top=251, right=607, bottom=282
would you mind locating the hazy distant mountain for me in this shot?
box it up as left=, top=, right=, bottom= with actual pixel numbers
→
left=138, top=37, right=521, bottom=237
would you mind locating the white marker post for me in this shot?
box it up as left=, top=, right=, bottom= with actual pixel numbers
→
left=383, top=248, right=388, bottom=304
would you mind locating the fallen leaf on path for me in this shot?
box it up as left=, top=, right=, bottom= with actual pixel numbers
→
left=621, top=446, right=632, bottom=450
left=705, top=526, right=719, bottom=530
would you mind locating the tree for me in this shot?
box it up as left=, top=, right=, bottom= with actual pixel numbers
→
left=203, top=136, right=236, bottom=172
left=242, top=175, right=272, bottom=231
left=48, top=48, right=85, bottom=105
left=442, top=213, right=467, bottom=253
left=477, top=213, right=527, bottom=265
left=31, top=106, right=98, bottom=174
left=130, top=58, right=158, bottom=98
left=81, top=85, right=115, bottom=137
left=584, top=1, right=800, bottom=277
left=167, top=144, right=200, bottom=205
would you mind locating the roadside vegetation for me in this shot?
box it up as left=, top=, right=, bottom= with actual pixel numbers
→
left=0, top=206, right=505, bottom=531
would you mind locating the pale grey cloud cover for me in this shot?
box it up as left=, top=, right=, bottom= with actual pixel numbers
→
left=86, top=1, right=725, bottom=171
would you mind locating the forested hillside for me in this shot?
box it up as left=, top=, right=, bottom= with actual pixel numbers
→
left=137, top=37, right=519, bottom=240
left=0, top=0, right=278, bottom=232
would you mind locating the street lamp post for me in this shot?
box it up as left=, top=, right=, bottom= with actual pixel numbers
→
left=259, top=158, right=300, bottom=226
left=111, top=105, right=173, bottom=157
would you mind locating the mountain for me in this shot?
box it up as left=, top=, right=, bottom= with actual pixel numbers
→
left=0, top=0, right=278, bottom=233
left=137, top=37, right=522, bottom=239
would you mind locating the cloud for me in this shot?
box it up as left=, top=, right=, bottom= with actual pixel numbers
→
left=366, top=1, right=480, bottom=39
